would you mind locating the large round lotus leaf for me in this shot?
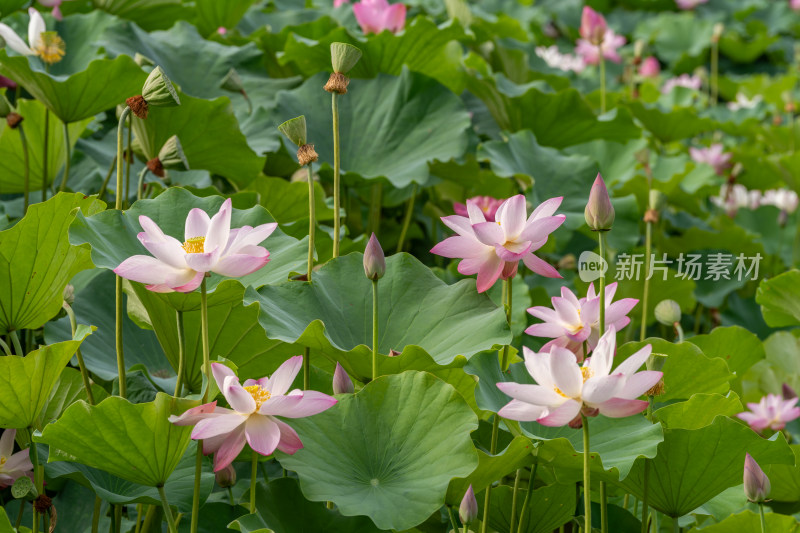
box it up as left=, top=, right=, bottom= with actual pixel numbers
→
left=756, top=270, right=800, bottom=327
left=68, top=187, right=308, bottom=300
left=695, top=510, right=800, bottom=533
left=0, top=52, right=147, bottom=123
left=36, top=393, right=194, bottom=487
left=261, top=68, right=471, bottom=188
left=83, top=0, right=193, bottom=31
left=0, top=192, right=102, bottom=334
left=276, top=371, right=479, bottom=530
left=485, top=483, right=576, bottom=533
left=242, top=253, right=511, bottom=382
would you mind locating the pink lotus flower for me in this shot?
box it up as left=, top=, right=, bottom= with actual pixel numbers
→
left=579, top=6, right=607, bottom=46
left=737, top=393, right=800, bottom=432
left=114, top=198, right=277, bottom=293
left=431, top=195, right=565, bottom=293
left=526, top=283, right=638, bottom=360
left=761, top=189, right=799, bottom=214
left=453, top=196, right=504, bottom=222
left=792, top=0, right=800, bottom=11
left=170, top=357, right=337, bottom=472
left=498, top=327, right=661, bottom=426
left=334, top=0, right=350, bottom=6
left=0, top=429, right=33, bottom=489
left=38, top=0, right=63, bottom=20
left=353, top=0, right=406, bottom=35
left=689, top=144, right=732, bottom=176
left=743, top=453, right=770, bottom=503
left=639, top=56, right=660, bottom=78
left=676, top=0, right=708, bottom=9
left=575, top=29, right=626, bottom=65
left=661, top=74, right=702, bottom=94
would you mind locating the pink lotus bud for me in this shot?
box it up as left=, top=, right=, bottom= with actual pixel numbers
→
left=783, top=383, right=798, bottom=400
left=332, top=363, right=354, bottom=394
left=459, top=485, right=477, bottom=525
left=580, top=6, right=607, bottom=46
left=215, top=464, right=236, bottom=488
left=363, top=233, right=386, bottom=281
left=639, top=56, right=660, bottom=78
left=584, top=174, right=615, bottom=231
left=743, top=453, right=770, bottom=503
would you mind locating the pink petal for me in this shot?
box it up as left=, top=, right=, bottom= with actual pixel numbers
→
left=212, top=425, right=247, bottom=472
left=259, top=391, right=337, bottom=418
left=185, top=208, right=210, bottom=240
left=522, top=253, right=561, bottom=278
left=205, top=199, right=232, bottom=254
left=588, top=327, right=615, bottom=377
left=431, top=236, right=487, bottom=258
left=476, top=254, right=503, bottom=293
left=168, top=401, right=219, bottom=426
left=3, top=451, right=32, bottom=474
left=523, top=347, right=554, bottom=389
left=496, top=382, right=564, bottom=407
left=226, top=223, right=278, bottom=253
left=499, top=399, right=548, bottom=422
left=265, top=356, right=303, bottom=396
left=245, top=415, right=281, bottom=456
left=613, top=345, right=653, bottom=376
left=441, top=215, right=473, bottom=235
left=211, top=363, right=237, bottom=391
left=114, top=255, right=195, bottom=288
left=536, top=399, right=582, bottom=426
left=495, top=241, right=533, bottom=262
left=582, top=375, right=624, bottom=405
left=525, top=322, right=568, bottom=338
left=518, top=215, right=566, bottom=243
left=213, top=248, right=270, bottom=277
left=384, top=3, right=406, bottom=32
left=472, top=222, right=505, bottom=246
left=172, top=271, right=205, bottom=293
left=192, top=413, right=247, bottom=440
left=0, top=429, right=14, bottom=458
left=529, top=197, right=563, bottom=222
left=273, top=418, right=304, bottom=454
left=223, top=375, right=257, bottom=414
left=137, top=232, right=186, bottom=269
left=497, top=195, right=527, bottom=238
left=616, top=371, right=662, bottom=399
left=596, top=398, right=649, bottom=418
left=549, top=348, right=582, bottom=398
left=184, top=250, right=219, bottom=273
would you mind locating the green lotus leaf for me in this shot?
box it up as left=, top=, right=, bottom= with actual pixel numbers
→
left=693, top=510, right=800, bottom=533
left=39, top=367, right=108, bottom=425
left=36, top=392, right=194, bottom=487
left=243, top=253, right=511, bottom=382
left=0, top=192, right=102, bottom=334
left=0, top=330, right=91, bottom=429
left=194, top=0, right=255, bottom=37
left=245, top=177, right=335, bottom=224
left=89, top=0, right=193, bottom=31
left=626, top=101, right=717, bottom=143
left=0, top=52, right=147, bottom=123
left=261, top=68, right=471, bottom=188
left=484, top=483, right=576, bottom=533
left=769, top=444, right=800, bottom=504
left=276, top=371, right=478, bottom=530
left=756, top=270, right=800, bottom=328
left=0, top=507, right=12, bottom=533
left=689, top=326, right=765, bottom=390
left=653, top=393, right=743, bottom=430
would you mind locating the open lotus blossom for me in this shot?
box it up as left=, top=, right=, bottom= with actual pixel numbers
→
left=170, top=357, right=337, bottom=471
left=431, top=195, right=565, bottom=293
left=497, top=327, right=662, bottom=426
left=676, top=0, right=708, bottom=9
left=737, top=393, right=800, bottom=432
left=639, top=56, right=661, bottom=78
left=575, top=29, right=626, bottom=65
left=710, top=183, right=757, bottom=216
left=0, top=8, right=65, bottom=64
left=661, top=74, right=702, bottom=94
left=0, top=429, right=33, bottom=489
left=114, top=198, right=277, bottom=293
left=761, top=189, right=799, bottom=214
left=353, top=0, right=406, bottom=34
left=690, top=144, right=732, bottom=176
left=453, top=196, right=504, bottom=222
left=526, top=283, right=638, bottom=359
left=727, top=93, right=762, bottom=111
left=535, top=45, right=586, bottom=73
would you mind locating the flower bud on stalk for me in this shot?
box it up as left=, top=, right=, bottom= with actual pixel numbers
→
left=580, top=6, right=607, bottom=46
left=743, top=453, right=771, bottom=503
left=126, top=66, right=180, bottom=119
left=215, top=464, right=236, bottom=488
left=364, top=233, right=386, bottom=281
left=459, top=485, right=477, bottom=525
left=332, top=363, right=355, bottom=394
left=585, top=173, right=615, bottom=231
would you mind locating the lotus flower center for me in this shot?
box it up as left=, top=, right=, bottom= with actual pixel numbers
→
left=581, top=367, right=594, bottom=382
left=244, top=385, right=271, bottom=409
left=34, top=32, right=66, bottom=65
left=182, top=236, right=205, bottom=254
left=0, top=456, right=6, bottom=467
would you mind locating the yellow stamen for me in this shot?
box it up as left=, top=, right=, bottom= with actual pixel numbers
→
left=581, top=366, right=594, bottom=382
left=0, top=456, right=6, bottom=467
left=182, top=236, right=205, bottom=254
left=554, top=386, right=568, bottom=398
left=243, top=385, right=271, bottom=409
left=34, top=32, right=65, bottom=65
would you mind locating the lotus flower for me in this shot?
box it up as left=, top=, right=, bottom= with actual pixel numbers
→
left=690, top=144, right=731, bottom=176
left=459, top=485, right=477, bottom=525
left=727, top=93, right=762, bottom=111
left=497, top=327, right=661, bottom=426
left=526, top=283, right=638, bottom=359
left=0, top=8, right=65, bottom=64
left=761, top=189, right=799, bottom=214
left=585, top=173, right=615, bottom=231
left=710, top=183, right=754, bottom=216
left=453, top=196, right=504, bottom=222
left=676, top=0, right=708, bottom=9
left=792, top=0, right=800, bottom=11
left=737, top=393, right=800, bottom=432
left=114, top=198, right=277, bottom=293
left=353, top=0, right=406, bottom=35
left=0, top=429, right=33, bottom=489
left=535, top=45, right=586, bottom=73
left=575, top=29, right=626, bottom=65
left=38, top=0, right=64, bottom=20
left=639, top=56, right=660, bottom=78
left=661, top=74, right=702, bottom=94
left=579, top=7, right=607, bottom=46
left=431, top=195, right=565, bottom=293
left=743, top=453, right=770, bottom=503
left=170, top=357, right=337, bottom=471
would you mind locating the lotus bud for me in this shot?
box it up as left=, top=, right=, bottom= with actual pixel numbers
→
left=332, top=363, right=355, bottom=394
left=584, top=173, right=615, bottom=231
left=215, top=464, right=236, bottom=488
left=580, top=6, right=607, bottom=46
left=127, top=66, right=180, bottom=119
left=220, top=68, right=245, bottom=94
left=459, top=485, right=477, bottom=525
left=654, top=299, right=681, bottom=326
left=743, top=453, right=770, bottom=503
left=0, top=93, right=11, bottom=118
left=147, top=135, right=189, bottom=178
left=364, top=233, right=386, bottom=281
left=783, top=383, right=798, bottom=400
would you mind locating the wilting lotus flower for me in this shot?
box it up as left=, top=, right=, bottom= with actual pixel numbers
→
left=676, top=0, right=708, bottom=9
left=0, top=429, right=33, bottom=489
left=431, top=195, right=565, bottom=293
left=453, top=196, right=504, bottom=222
left=639, top=56, right=661, bottom=78
left=114, top=198, right=277, bottom=293
left=690, top=144, right=732, bottom=176
left=737, top=393, right=800, bottom=432
left=498, top=327, right=661, bottom=426
left=170, top=357, right=337, bottom=471
left=579, top=6, right=607, bottom=46
left=575, top=29, right=626, bottom=65
left=661, top=74, right=702, bottom=94
left=353, top=0, right=406, bottom=35
left=743, top=453, right=770, bottom=503
left=526, top=283, right=638, bottom=359
left=0, top=8, right=65, bottom=64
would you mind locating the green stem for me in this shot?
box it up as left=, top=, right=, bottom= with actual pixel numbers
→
left=368, top=183, right=382, bottom=234
left=583, top=415, right=591, bottom=533
left=711, top=40, right=718, bottom=107
left=250, top=452, right=258, bottom=513
left=134, top=503, right=142, bottom=533
left=125, top=115, right=132, bottom=208
left=598, top=231, right=606, bottom=333
left=58, top=120, right=70, bottom=192
left=91, top=497, right=101, bottom=533
left=174, top=310, right=185, bottom=397
left=9, top=330, right=23, bottom=356
left=189, top=446, right=202, bottom=533
left=64, top=303, right=95, bottom=405
left=640, top=220, right=652, bottom=341
left=0, top=337, right=10, bottom=356
left=140, top=505, right=158, bottom=533
left=516, top=462, right=538, bottom=533
left=15, top=498, right=23, bottom=529
left=395, top=184, right=417, bottom=253
left=759, top=503, right=767, bottom=533
left=42, top=109, right=49, bottom=202
left=599, top=47, right=606, bottom=114
left=114, top=504, right=122, bottom=533
left=600, top=481, right=608, bottom=533
left=447, top=506, right=459, bottom=533
left=115, top=107, right=132, bottom=211
left=115, top=275, right=126, bottom=398
left=191, top=277, right=211, bottom=533
left=641, top=461, right=650, bottom=533
left=303, top=346, right=311, bottom=391
left=157, top=485, right=178, bottom=533
left=136, top=167, right=148, bottom=202
left=371, top=279, right=379, bottom=381
left=674, top=323, right=684, bottom=343
left=509, top=469, right=522, bottom=533
left=97, top=155, right=117, bottom=204
left=332, top=92, right=341, bottom=259
left=307, top=164, right=315, bottom=280
left=673, top=516, right=680, bottom=533
left=31, top=437, right=41, bottom=533
left=19, top=124, right=29, bottom=214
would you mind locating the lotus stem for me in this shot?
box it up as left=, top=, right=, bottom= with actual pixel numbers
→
left=711, top=39, right=719, bottom=107
left=250, top=452, right=258, bottom=513
left=64, top=302, right=95, bottom=405
left=332, top=92, right=341, bottom=258
left=9, top=330, right=22, bottom=356
left=136, top=167, right=148, bottom=202
left=157, top=485, right=178, bottom=533
left=601, top=480, right=608, bottom=533
left=0, top=337, right=10, bottom=356
left=19, top=124, right=29, bottom=214
left=191, top=277, right=211, bottom=533
left=116, top=107, right=132, bottom=210
left=190, top=447, right=202, bottom=533
left=304, top=163, right=316, bottom=390
left=396, top=184, right=417, bottom=253
left=446, top=506, right=459, bottom=533
left=58, top=121, right=70, bottom=192
left=641, top=461, right=650, bottom=533
left=673, top=516, right=680, bottom=533
left=599, top=47, right=606, bottom=114
left=640, top=220, right=652, bottom=341
left=114, top=107, right=132, bottom=401
left=509, top=469, right=522, bottom=533
left=598, top=231, right=606, bottom=333
left=371, top=278, right=379, bottom=381
left=759, top=503, right=767, bottom=533
left=91, top=497, right=101, bottom=533
left=97, top=155, right=117, bottom=203
left=174, top=310, right=185, bottom=397
left=516, top=461, right=538, bottom=533
left=125, top=115, right=132, bottom=208
left=42, top=109, right=49, bottom=202
left=674, top=322, right=684, bottom=343
left=30, top=437, right=41, bottom=533
left=582, top=415, right=591, bottom=533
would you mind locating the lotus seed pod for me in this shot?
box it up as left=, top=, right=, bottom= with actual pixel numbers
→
left=215, top=464, right=237, bottom=488
left=157, top=135, right=190, bottom=171
left=141, top=66, right=180, bottom=108
left=330, top=42, right=362, bottom=74
left=654, top=299, right=681, bottom=326
left=278, top=115, right=307, bottom=147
